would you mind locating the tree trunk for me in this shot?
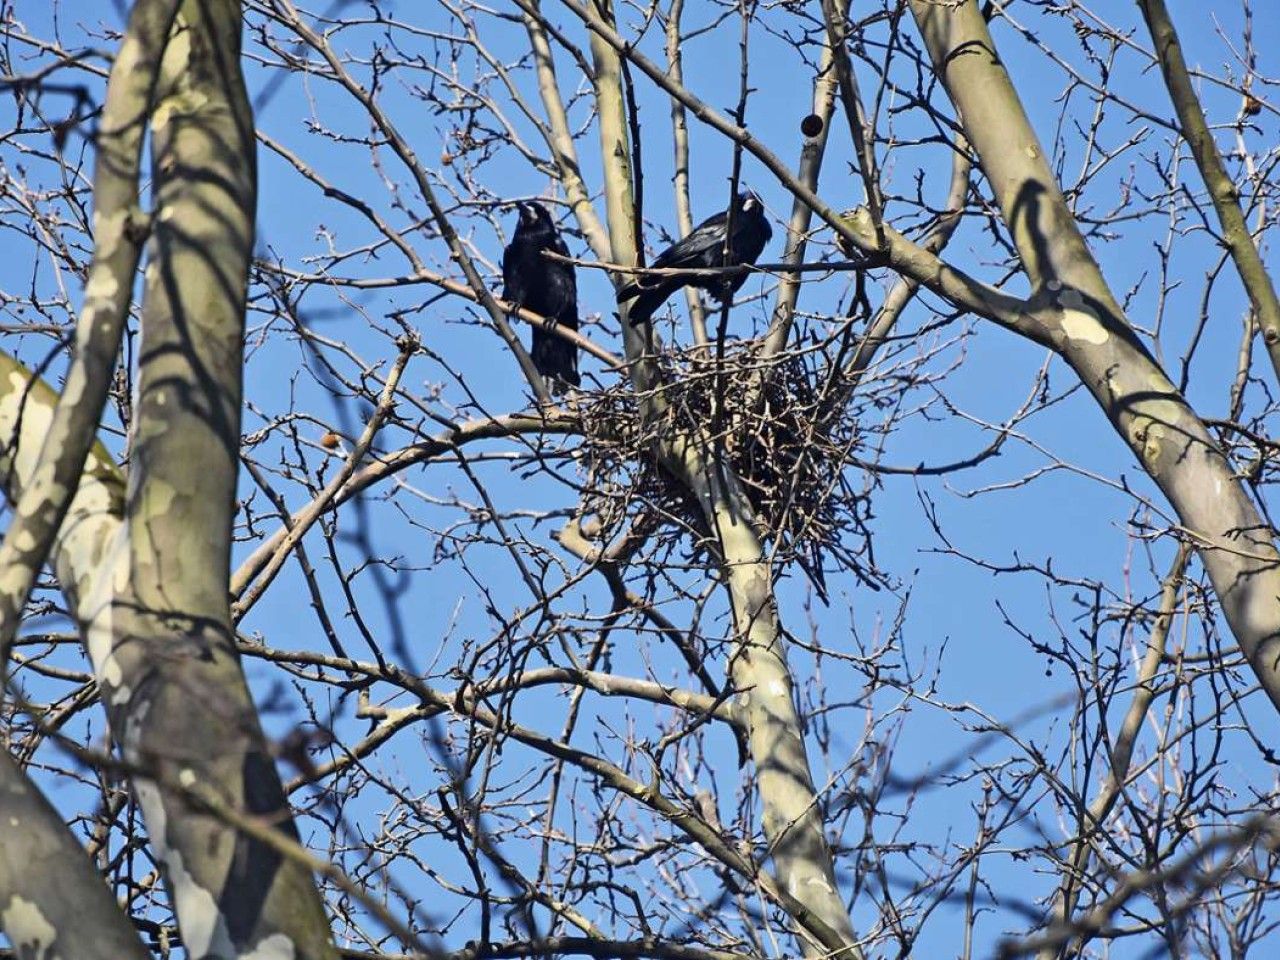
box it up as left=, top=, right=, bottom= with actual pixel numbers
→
left=0, top=2, right=341, bottom=956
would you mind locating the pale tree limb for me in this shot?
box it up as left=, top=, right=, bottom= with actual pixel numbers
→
left=577, top=0, right=672, bottom=388
left=1036, top=543, right=1191, bottom=960
left=0, top=748, right=150, bottom=959
left=761, top=0, right=844, bottom=356
left=0, top=0, right=179, bottom=669
left=0, top=351, right=124, bottom=679
left=1137, top=0, right=1280, bottom=384
left=835, top=210, right=1050, bottom=340
left=820, top=0, right=885, bottom=227
left=567, top=2, right=863, bottom=956
left=0, top=347, right=320, bottom=952
left=908, top=0, right=1280, bottom=715
left=519, top=0, right=614, bottom=262
left=664, top=0, right=710, bottom=345
left=582, top=0, right=639, bottom=294
left=229, top=410, right=579, bottom=609
left=230, top=340, right=413, bottom=619
left=0, top=7, right=336, bottom=950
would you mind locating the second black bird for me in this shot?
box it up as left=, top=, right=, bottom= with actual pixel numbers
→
left=618, top=192, right=772, bottom=327
left=502, top=200, right=580, bottom=393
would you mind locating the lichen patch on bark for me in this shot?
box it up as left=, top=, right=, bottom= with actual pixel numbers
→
left=242, top=932, right=300, bottom=960
left=1, top=895, right=60, bottom=959
left=1057, top=290, right=1109, bottom=345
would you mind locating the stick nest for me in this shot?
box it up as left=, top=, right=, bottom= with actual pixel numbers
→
left=577, top=339, right=882, bottom=599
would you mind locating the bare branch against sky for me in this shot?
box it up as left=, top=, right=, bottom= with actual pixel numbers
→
left=0, top=1, right=1278, bottom=957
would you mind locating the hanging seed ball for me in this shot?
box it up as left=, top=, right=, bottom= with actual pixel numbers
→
left=321, top=431, right=342, bottom=450
left=1243, top=95, right=1262, bottom=116
left=801, top=113, right=824, bottom=138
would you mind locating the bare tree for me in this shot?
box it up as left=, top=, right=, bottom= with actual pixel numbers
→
left=1, top=1, right=1279, bottom=958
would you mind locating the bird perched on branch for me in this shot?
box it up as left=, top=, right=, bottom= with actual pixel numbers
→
left=502, top=200, right=580, bottom=393
left=618, top=191, right=772, bottom=327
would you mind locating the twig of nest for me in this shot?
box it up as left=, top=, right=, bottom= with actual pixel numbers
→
left=577, top=339, right=883, bottom=601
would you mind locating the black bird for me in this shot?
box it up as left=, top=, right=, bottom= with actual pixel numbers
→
left=617, top=192, right=772, bottom=327
left=502, top=200, right=580, bottom=393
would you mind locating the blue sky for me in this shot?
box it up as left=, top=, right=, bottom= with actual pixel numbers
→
left=2, top=0, right=1279, bottom=956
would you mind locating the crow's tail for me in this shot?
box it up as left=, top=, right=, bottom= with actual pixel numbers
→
left=531, top=325, right=580, bottom=393
left=622, top=283, right=675, bottom=327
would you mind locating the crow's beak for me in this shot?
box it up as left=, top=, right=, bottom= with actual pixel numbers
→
left=517, top=202, right=533, bottom=225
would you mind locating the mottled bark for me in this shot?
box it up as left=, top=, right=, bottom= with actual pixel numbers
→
left=0, top=336, right=334, bottom=957
left=0, top=1, right=341, bottom=955
left=908, top=0, right=1280, bottom=714
left=0, top=740, right=149, bottom=958
left=0, top=351, right=135, bottom=957
left=65, top=4, right=339, bottom=957
left=0, top=353, right=125, bottom=620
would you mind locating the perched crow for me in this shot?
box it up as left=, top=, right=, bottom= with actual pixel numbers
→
left=502, top=200, right=580, bottom=393
left=617, top=191, right=772, bottom=327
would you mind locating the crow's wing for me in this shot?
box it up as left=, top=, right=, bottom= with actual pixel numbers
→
left=507, top=240, right=581, bottom=388
left=617, top=202, right=753, bottom=313
left=730, top=211, right=772, bottom=265
left=650, top=209, right=731, bottom=270
left=545, top=233, right=579, bottom=322
left=501, top=242, right=529, bottom=306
